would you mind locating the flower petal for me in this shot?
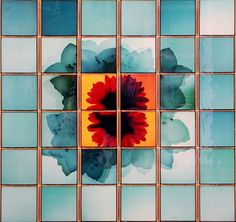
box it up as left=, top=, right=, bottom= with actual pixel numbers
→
left=161, top=149, right=174, bottom=169
left=45, top=62, right=72, bottom=73
left=132, top=149, right=155, bottom=169
left=175, top=65, right=192, bottom=73
left=160, top=48, right=177, bottom=72
left=161, top=116, right=190, bottom=146
left=61, top=43, right=77, bottom=67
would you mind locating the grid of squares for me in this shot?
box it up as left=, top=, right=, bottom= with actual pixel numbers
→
left=0, top=0, right=236, bottom=221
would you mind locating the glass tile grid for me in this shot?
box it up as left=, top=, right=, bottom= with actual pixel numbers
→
left=0, top=0, right=235, bottom=222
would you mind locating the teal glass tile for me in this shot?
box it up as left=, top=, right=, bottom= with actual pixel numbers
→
left=2, top=150, right=37, bottom=184
left=161, top=148, right=195, bottom=184
left=161, top=186, right=195, bottom=221
left=161, top=0, right=195, bottom=35
left=42, top=0, right=77, bottom=35
left=82, top=149, right=117, bottom=184
left=42, top=186, right=76, bottom=221
left=42, top=75, right=77, bottom=110
left=121, top=37, right=155, bottom=73
left=200, top=112, right=234, bottom=146
left=81, top=38, right=116, bottom=73
left=200, top=74, right=234, bottom=109
left=161, top=75, right=195, bottom=110
left=200, top=0, right=234, bottom=35
left=2, top=0, right=37, bottom=35
left=2, top=38, right=36, bottom=72
left=42, top=37, right=77, bottom=73
left=82, top=186, right=116, bottom=221
left=121, top=0, right=156, bottom=35
left=82, top=0, right=116, bottom=35
left=200, top=186, right=234, bottom=221
left=2, top=187, right=36, bottom=222
left=42, top=150, right=77, bottom=184
left=122, top=149, right=156, bottom=184
left=200, top=38, right=234, bottom=72
left=121, top=186, right=156, bottom=221
left=42, top=112, right=77, bottom=147
left=2, top=75, right=37, bottom=110
left=160, top=38, right=194, bottom=72
left=200, top=148, right=234, bottom=184
left=2, top=112, right=37, bottom=148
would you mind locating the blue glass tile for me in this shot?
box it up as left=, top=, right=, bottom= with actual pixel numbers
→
left=200, top=112, right=234, bottom=146
left=2, top=0, right=36, bottom=35
left=200, top=38, right=234, bottom=72
left=2, top=150, right=37, bottom=184
left=82, top=0, right=116, bottom=35
left=121, top=186, right=155, bottom=221
left=2, top=112, right=37, bottom=148
left=201, top=186, right=234, bottom=221
left=200, top=148, right=234, bottom=184
left=42, top=186, right=76, bottom=221
left=161, top=0, right=195, bottom=35
left=42, top=0, right=77, bottom=35
left=161, top=186, right=195, bottom=221
left=200, top=75, right=234, bottom=109
left=2, top=75, right=37, bottom=110
left=122, top=0, right=155, bottom=35
left=2, top=187, right=36, bottom=222
left=82, top=186, right=116, bottom=221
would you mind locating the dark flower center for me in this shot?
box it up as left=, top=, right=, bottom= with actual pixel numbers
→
left=121, top=113, right=134, bottom=136
left=93, top=113, right=117, bottom=136
left=101, top=92, right=116, bottom=110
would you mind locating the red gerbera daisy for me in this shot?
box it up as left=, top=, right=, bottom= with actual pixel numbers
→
left=87, top=75, right=116, bottom=110
left=87, top=111, right=148, bottom=147
left=87, top=75, right=149, bottom=147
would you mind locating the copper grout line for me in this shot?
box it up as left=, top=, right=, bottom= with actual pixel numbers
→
left=116, top=0, right=121, bottom=221
left=36, top=0, right=42, bottom=221
left=156, top=0, right=161, bottom=222
left=1, top=34, right=235, bottom=38
left=234, top=0, right=236, bottom=221
left=77, top=0, right=82, bottom=221
left=195, top=0, right=200, bottom=221
left=0, top=0, right=2, bottom=220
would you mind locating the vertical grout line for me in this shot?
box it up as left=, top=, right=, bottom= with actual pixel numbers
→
left=36, top=0, right=42, bottom=221
left=116, top=0, right=121, bottom=221
left=156, top=0, right=161, bottom=221
left=234, top=0, right=236, bottom=220
left=0, top=0, right=2, bottom=220
left=195, top=0, right=200, bottom=221
left=77, top=0, right=82, bottom=221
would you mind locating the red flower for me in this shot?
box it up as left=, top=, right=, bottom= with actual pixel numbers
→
left=87, top=75, right=116, bottom=110
left=87, top=75, right=149, bottom=147
left=87, top=75, right=149, bottom=110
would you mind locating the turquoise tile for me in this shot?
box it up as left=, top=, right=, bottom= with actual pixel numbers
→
left=161, top=0, right=195, bottom=35
left=200, top=38, right=234, bottom=72
left=82, top=186, right=116, bottom=221
left=82, top=0, right=116, bottom=35
left=122, top=0, right=155, bottom=35
left=201, top=186, right=234, bottom=221
left=2, top=0, right=36, bottom=35
left=2, top=112, right=37, bottom=147
left=121, top=186, right=156, bottom=221
left=200, top=148, right=234, bottom=184
left=2, top=150, right=37, bottom=184
left=200, top=112, right=234, bottom=146
left=2, top=187, right=36, bottom=222
left=161, top=186, right=195, bottom=221
left=2, top=75, right=37, bottom=110
left=42, top=186, right=76, bottom=221
left=200, top=75, right=234, bottom=109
